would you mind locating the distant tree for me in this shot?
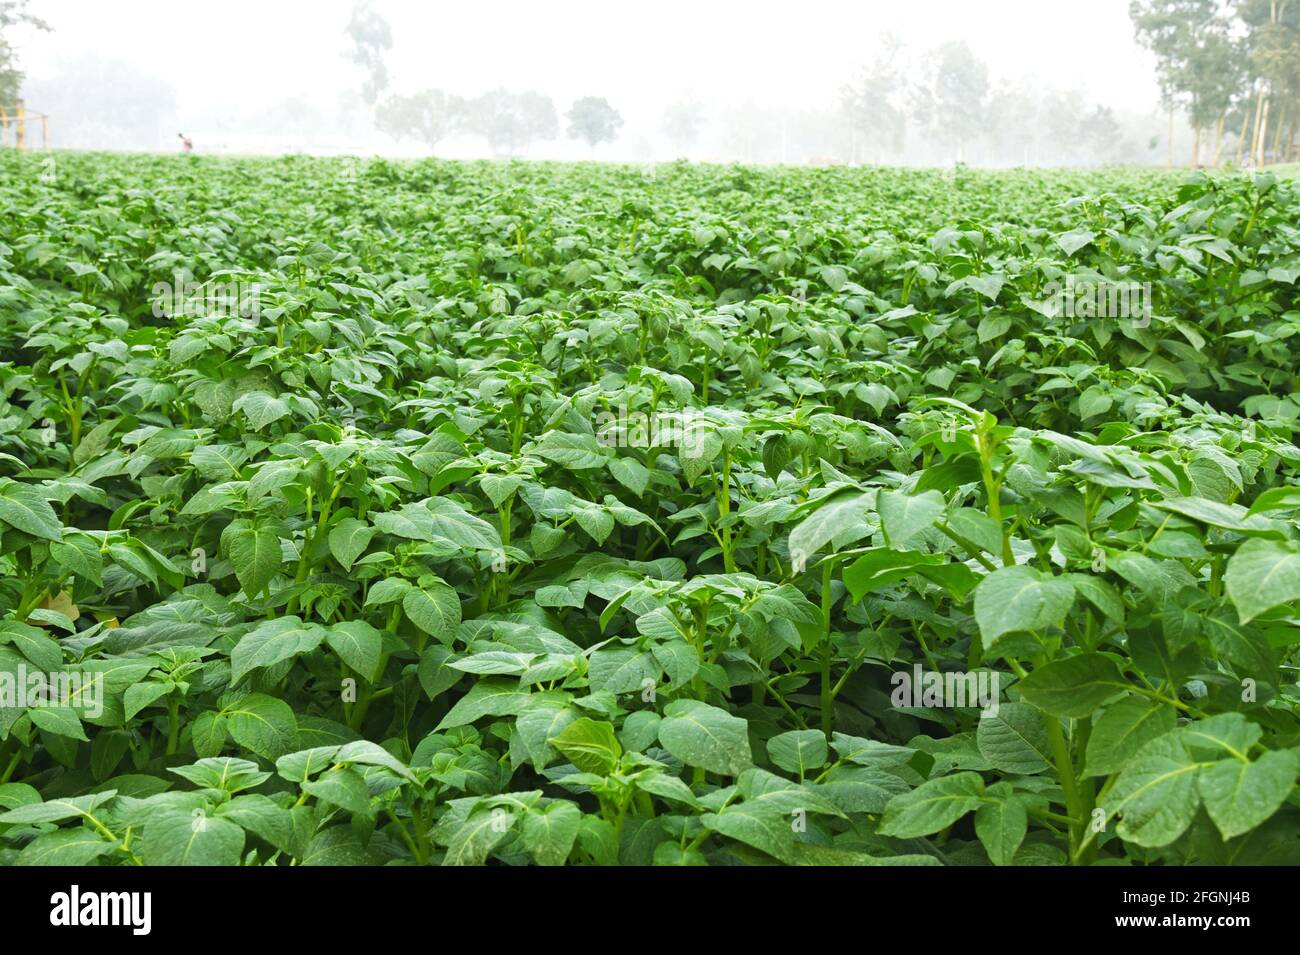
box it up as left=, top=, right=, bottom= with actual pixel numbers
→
left=344, top=1, right=392, bottom=108
left=984, top=84, right=1041, bottom=163
left=1131, top=0, right=1218, bottom=164
left=515, top=91, right=559, bottom=154
left=1236, top=0, right=1300, bottom=164
left=376, top=89, right=464, bottom=154
left=1042, top=89, right=1087, bottom=163
left=465, top=89, right=521, bottom=156
left=1184, top=25, right=1246, bottom=165
left=662, top=99, right=703, bottom=152
left=0, top=0, right=50, bottom=105
left=914, top=41, right=989, bottom=161
left=566, top=96, right=623, bottom=154
left=840, top=35, right=906, bottom=163
left=22, top=53, right=176, bottom=150
left=723, top=100, right=769, bottom=163
left=1077, top=105, right=1132, bottom=164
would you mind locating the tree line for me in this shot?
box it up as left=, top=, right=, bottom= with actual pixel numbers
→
left=345, top=3, right=621, bottom=157
left=1131, top=0, right=1298, bottom=166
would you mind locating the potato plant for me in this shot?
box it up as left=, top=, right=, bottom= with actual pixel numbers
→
left=0, top=152, right=1298, bottom=865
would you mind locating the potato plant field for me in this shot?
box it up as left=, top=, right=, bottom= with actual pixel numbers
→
left=0, top=152, right=1299, bottom=867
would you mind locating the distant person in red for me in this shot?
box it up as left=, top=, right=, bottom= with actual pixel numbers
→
left=178, top=133, right=193, bottom=154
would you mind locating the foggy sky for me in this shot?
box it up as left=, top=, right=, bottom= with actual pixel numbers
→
left=11, top=0, right=1163, bottom=159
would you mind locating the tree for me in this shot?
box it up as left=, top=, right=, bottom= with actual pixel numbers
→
left=1131, top=0, right=1199, bottom=164
left=1174, top=1, right=1240, bottom=165
left=984, top=84, right=1041, bottom=164
left=1039, top=89, right=1088, bottom=164
left=566, top=96, right=623, bottom=155
left=840, top=35, right=907, bottom=163
left=0, top=0, right=50, bottom=105
left=376, top=89, right=464, bottom=154
left=1236, top=0, right=1300, bottom=163
left=913, top=41, right=989, bottom=162
left=1186, top=26, right=1246, bottom=165
left=515, top=91, right=559, bottom=154
left=344, top=1, right=392, bottom=108
left=1131, top=0, right=1246, bottom=166
left=1077, top=105, right=1132, bottom=164
left=466, top=90, right=558, bottom=157
left=662, top=99, right=703, bottom=152
left=21, top=53, right=176, bottom=150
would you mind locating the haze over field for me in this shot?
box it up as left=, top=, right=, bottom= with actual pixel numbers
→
left=2, top=0, right=1296, bottom=166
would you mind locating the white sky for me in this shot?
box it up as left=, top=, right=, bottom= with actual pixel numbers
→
left=19, top=0, right=1159, bottom=108
left=13, top=0, right=1162, bottom=156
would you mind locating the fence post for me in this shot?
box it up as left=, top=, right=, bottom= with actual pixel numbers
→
left=16, top=99, right=26, bottom=151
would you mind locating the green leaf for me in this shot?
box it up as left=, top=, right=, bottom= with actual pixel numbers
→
left=124, top=681, right=172, bottom=721
left=974, top=565, right=1075, bottom=651
left=1102, top=733, right=1201, bottom=848
left=302, top=766, right=373, bottom=815
left=1017, top=653, right=1129, bottom=718
left=1225, top=538, right=1300, bottom=623
left=29, top=705, right=88, bottom=741
left=1054, top=229, right=1096, bottom=256
left=878, top=772, right=985, bottom=838
left=328, top=518, right=374, bottom=571
left=843, top=548, right=944, bottom=602
left=417, top=645, right=463, bottom=700
left=232, top=391, right=290, bottom=431
left=191, top=711, right=228, bottom=758
left=521, top=801, right=582, bottom=866
left=975, top=793, right=1028, bottom=866
left=701, top=803, right=804, bottom=863
left=442, top=808, right=513, bottom=865
left=535, top=431, right=612, bottom=470
left=658, top=700, right=752, bottom=776
left=435, top=679, right=530, bottom=730
left=0, top=479, right=62, bottom=541
left=1198, top=749, right=1298, bottom=840
left=170, top=757, right=269, bottom=793
left=224, top=693, right=298, bottom=760
left=300, top=826, right=379, bottom=865
left=221, top=519, right=282, bottom=597
left=976, top=703, right=1051, bottom=774
left=140, top=809, right=246, bottom=865
left=325, top=620, right=383, bottom=682
left=402, top=578, right=462, bottom=641
left=217, top=794, right=297, bottom=854
left=588, top=645, right=659, bottom=695
left=608, top=457, right=650, bottom=496
left=230, top=616, right=326, bottom=685
left=877, top=488, right=945, bottom=547
left=550, top=717, right=622, bottom=775
left=17, top=829, right=117, bottom=866
left=766, top=729, right=828, bottom=777
left=1084, top=698, right=1176, bottom=777
left=787, top=490, right=874, bottom=565
left=0, top=790, right=116, bottom=826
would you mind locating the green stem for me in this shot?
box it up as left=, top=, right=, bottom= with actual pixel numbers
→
left=1044, top=715, right=1082, bottom=861
left=165, top=693, right=181, bottom=756
left=819, top=559, right=835, bottom=740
